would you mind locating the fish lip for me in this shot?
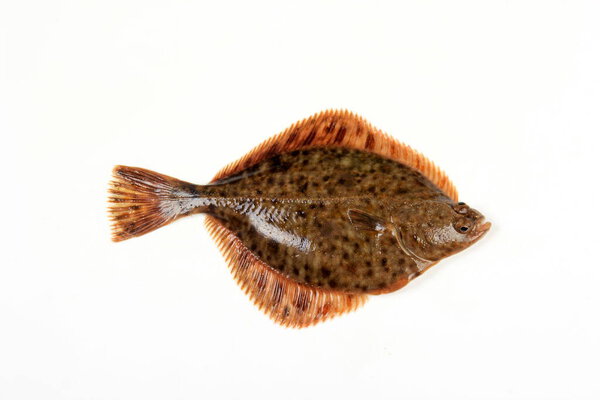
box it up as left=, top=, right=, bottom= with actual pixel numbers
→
left=474, top=220, right=491, bottom=239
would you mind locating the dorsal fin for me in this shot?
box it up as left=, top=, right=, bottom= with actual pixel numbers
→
left=211, top=110, right=458, bottom=201
left=204, top=215, right=367, bottom=328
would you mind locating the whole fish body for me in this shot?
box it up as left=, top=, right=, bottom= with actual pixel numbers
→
left=108, top=110, right=490, bottom=327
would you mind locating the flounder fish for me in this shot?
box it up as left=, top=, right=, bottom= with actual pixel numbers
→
left=108, top=110, right=490, bottom=328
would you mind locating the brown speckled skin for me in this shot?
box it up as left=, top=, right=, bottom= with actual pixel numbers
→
left=109, top=110, right=491, bottom=326
left=189, top=148, right=485, bottom=294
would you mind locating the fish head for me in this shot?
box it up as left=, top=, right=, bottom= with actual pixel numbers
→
left=395, top=200, right=491, bottom=262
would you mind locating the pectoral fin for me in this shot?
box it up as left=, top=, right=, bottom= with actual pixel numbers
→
left=347, top=209, right=386, bottom=232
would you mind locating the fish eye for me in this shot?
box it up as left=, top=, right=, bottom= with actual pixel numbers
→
left=453, top=203, right=469, bottom=215
left=454, top=220, right=472, bottom=233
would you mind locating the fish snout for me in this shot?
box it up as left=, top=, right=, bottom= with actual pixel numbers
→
left=474, top=219, right=491, bottom=238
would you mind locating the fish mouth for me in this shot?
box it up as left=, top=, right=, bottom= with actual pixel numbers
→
left=474, top=219, right=491, bottom=239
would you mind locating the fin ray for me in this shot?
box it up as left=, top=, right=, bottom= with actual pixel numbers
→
left=108, top=166, right=201, bottom=242
left=211, top=110, right=458, bottom=201
left=204, top=216, right=367, bottom=328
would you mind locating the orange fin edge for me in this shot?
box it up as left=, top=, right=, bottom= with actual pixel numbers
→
left=204, top=215, right=368, bottom=328
left=211, top=110, right=458, bottom=201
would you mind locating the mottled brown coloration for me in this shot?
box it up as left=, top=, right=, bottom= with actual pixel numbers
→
left=202, top=148, right=448, bottom=293
left=211, top=110, right=458, bottom=201
left=204, top=216, right=367, bottom=328
left=108, top=110, right=490, bottom=328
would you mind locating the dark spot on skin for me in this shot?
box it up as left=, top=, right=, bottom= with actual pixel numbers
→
left=328, top=279, right=338, bottom=288
left=381, top=258, right=387, bottom=267
left=366, top=270, right=373, bottom=277
left=298, top=182, right=308, bottom=193
left=325, top=121, right=336, bottom=133
left=365, top=133, right=375, bottom=150
left=293, top=267, right=300, bottom=275
left=267, top=177, right=274, bottom=185
left=320, top=222, right=334, bottom=235
left=341, top=235, right=349, bottom=242
left=285, top=129, right=298, bottom=145
left=296, top=210, right=306, bottom=218
left=309, top=204, right=317, bottom=209
left=323, top=175, right=330, bottom=182
left=303, top=128, right=318, bottom=146
left=180, top=182, right=199, bottom=195
left=270, top=155, right=283, bottom=169
left=113, top=213, right=129, bottom=221
left=342, top=252, right=349, bottom=260
left=263, top=144, right=278, bottom=160
left=337, top=178, right=346, bottom=185
left=256, top=190, right=262, bottom=195
left=334, top=126, right=347, bottom=143
left=267, top=241, right=278, bottom=252
left=321, top=268, right=331, bottom=278
left=367, top=185, right=376, bottom=193
left=395, top=188, right=408, bottom=195
left=302, top=159, right=309, bottom=166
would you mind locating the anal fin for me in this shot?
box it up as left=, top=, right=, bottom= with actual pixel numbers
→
left=204, top=216, right=367, bottom=328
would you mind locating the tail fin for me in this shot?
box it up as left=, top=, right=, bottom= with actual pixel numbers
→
left=108, top=166, right=202, bottom=242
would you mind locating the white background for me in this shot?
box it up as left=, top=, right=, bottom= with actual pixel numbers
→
left=1, top=1, right=599, bottom=399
